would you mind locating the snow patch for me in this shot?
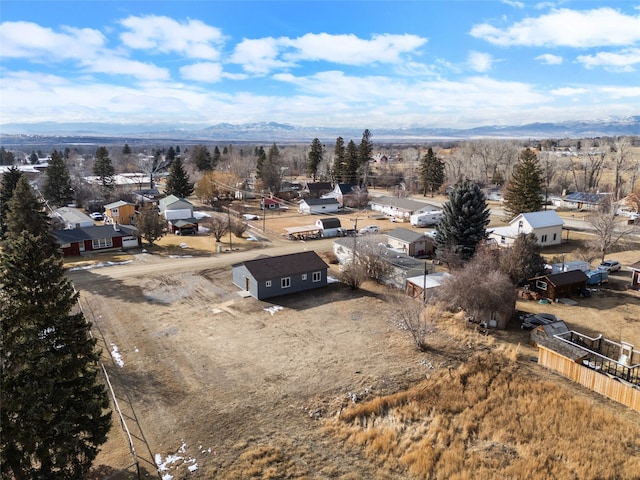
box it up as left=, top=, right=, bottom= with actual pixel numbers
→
left=155, top=441, right=202, bottom=477
left=110, top=344, right=124, bottom=368
left=264, top=305, right=283, bottom=316
left=68, top=260, right=132, bottom=271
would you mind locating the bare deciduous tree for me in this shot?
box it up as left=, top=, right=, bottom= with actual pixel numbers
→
left=202, top=215, right=229, bottom=242
left=389, top=294, right=438, bottom=351
left=587, top=199, right=637, bottom=262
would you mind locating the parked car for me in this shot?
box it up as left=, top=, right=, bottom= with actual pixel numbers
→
left=242, top=214, right=260, bottom=221
left=597, top=260, right=621, bottom=272
left=176, top=227, right=196, bottom=236
left=90, top=212, right=104, bottom=221
left=359, top=225, right=380, bottom=234
left=520, top=313, right=559, bottom=330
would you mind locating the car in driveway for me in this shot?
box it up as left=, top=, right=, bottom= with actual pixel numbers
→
left=359, top=225, right=380, bottom=234
left=597, top=260, right=621, bottom=273
left=89, top=212, right=104, bottom=221
left=242, top=214, right=260, bottom=221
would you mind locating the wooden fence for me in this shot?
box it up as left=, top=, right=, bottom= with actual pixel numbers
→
left=538, top=345, right=640, bottom=412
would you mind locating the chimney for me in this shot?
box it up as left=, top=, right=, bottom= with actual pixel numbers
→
left=113, top=222, right=120, bottom=231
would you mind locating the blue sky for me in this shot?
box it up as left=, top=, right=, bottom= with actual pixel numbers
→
left=1, top=1, right=639, bottom=129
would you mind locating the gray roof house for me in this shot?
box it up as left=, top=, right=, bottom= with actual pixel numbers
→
left=232, top=251, right=329, bottom=300
left=368, top=196, right=439, bottom=220
left=386, top=228, right=435, bottom=257
left=53, top=207, right=95, bottom=229
left=488, top=210, right=564, bottom=248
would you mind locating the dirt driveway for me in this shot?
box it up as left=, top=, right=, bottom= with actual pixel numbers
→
left=79, top=252, right=435, bottom=479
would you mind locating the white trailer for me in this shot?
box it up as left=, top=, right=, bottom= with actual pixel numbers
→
left=410, top=211, right=443, bottom=227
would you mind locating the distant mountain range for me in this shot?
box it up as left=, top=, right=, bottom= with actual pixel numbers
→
left=1, top=117, right=638, bottom=146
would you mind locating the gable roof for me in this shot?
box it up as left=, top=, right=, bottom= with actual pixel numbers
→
left=54, top=207, right=93, bottom=223
left=369, top=196, right=437, bottom=212
left=512, top=210, right=564, bottom=229
left=104, top=200, right=134, bottom=209
left=302, top=198, right=340, bottom=206
left=159, top=195, right=193, bottom=209
left=53, top=224, right=138, bottom=243
left=240, top=251, right=328, bottom=281
left=387, top=228, right=427, bottom=243
left=305, top=182, right=332, bottom=192
left=317, top=217, right=341, bottom=229
left=335, top=183, right=360, bottom=194
left=563, top=192, right=610, bottom=204
left=629, top=260, right=640, bottom=271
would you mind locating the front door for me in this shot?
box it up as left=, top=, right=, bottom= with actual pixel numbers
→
left=245, top=277, right=250, bottom=291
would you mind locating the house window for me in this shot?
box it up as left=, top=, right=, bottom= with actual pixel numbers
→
left=536, top=280, right=548, bottom=291
left=281, top=277, right=291, bottom=288
left=301, top=274, right=307, bottom=281
left=518, top=220, right=523, bottom=230
left=92, top=238, right=113, bottom=249
left=312, top=271, right=321, bottom=282
left=500, top=236, right=506, bottom=244
left=553, top=233, right=557, bottom=241
left=265, top=280, right=272, bottom=287
left=111, top=208, right=119, bottom=217
left=541, top=234, right=548, bottom=243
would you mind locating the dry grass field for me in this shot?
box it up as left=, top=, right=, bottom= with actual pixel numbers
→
left=68, top=195, right=640, bottom=480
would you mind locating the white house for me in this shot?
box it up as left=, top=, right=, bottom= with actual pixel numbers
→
left=488, top=210, right=564, bottom=248
left=53, top=207, right=95, bottom=229
left=368, top=196, right=439, bottom=221
left=158, top=195, right=194, bottom=221
left=298, top=198, right=340, bottom=215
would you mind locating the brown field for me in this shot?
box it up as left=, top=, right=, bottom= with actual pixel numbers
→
left=70, top=197, right=640, bottom=480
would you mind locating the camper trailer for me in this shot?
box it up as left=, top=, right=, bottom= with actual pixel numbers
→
left=547, top=260, right=590, bottom=274
left=410, top=211, right=443, bottom=227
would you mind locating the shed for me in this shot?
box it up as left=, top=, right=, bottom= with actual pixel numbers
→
left=406, top=271, right=451, bottom=302
left=629, top=260, right=640, bottom=290
left=529, top=270, right=588, bottom=301
left=232, top=251, right=329, bottom=300
left=386, top=228, right=434, bottom=257
left=315, top=217, right=342, bottom=237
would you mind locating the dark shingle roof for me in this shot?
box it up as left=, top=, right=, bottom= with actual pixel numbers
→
left=318, top=217, right=341, bottom=229
left=545, top=270, right=588, bottom=286
left=303, top=198, right=340, bottom=206
left=242, top=251, right=328, bottom=281
left=306, top=182, right=332, bottom=192
left=53, top=225, right=138, bottom=244
left=387, top=228, right=425, bottom=243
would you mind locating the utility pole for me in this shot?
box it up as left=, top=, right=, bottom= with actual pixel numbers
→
left=227, top=205, right=232, bottom=251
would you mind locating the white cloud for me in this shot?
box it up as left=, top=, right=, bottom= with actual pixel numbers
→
left=551, top=87, right=588, bottom=96
left=119, top=15, right=224, bottom=59
left=230, top=37, right=294, bottom=75
left=536, top=53, right=563, bottom=65
left=467, top=51, right=494, bottom=72
left=576, top=48, right=640, bottom=72
left=470, top=8, right=640, bottom=47
left=180, top=62, right=224, bottom=82
left=502, top=0, right=524, bottom=8
left=0, top=21, right=105, bottom=59
left=283, top=33, right=427, bottom=65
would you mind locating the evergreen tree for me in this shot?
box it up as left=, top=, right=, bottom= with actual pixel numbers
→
left=92, top=146, right=115, bottom=192
left=191, top=144, right=214, bottom=171
left=435, top=180, right=490, bottom=260
left=307, top=138, right=324, bottom=181
left=0, top=166, right=24, bottom=238
left=344, top=140, right=359, bottom=184
left=260, top=143, right=282, bottom=193
left=136, top=203, right=166, bottom=246
left=122, top=143, right=132, bottom=155
left=213, top=146, right=221, bottom=165
left=0, top=146, right=16, bottom=165
left=500, top=233, right=546, bottom=286
left=255, top=146, right=267, bottom=181
left=42, top=150, right=74, bottom=208
left=419, top=147, right=445, bottom=197
left=29, top=151, right=39, bottom=164
left=166, top=146, right=176, bottom=164
left=332, top=137, right=346, bottom=183
left=503, top=148, right=544, bottom=219
left=357, top=129, right=373, bottom=184
left=1, top=177, right=111, bottom=480
left=164, top=157, right=194, bottom=198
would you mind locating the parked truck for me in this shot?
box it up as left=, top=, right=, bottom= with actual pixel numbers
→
left=410, top=210, right=443, bottom=227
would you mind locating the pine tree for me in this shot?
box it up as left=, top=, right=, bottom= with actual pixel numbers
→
left=500, top=233, right=546, bottom=286
left=0, top=146, right=16, bottom=165
left=344, top=140, right=359, bottom=184
left=1, top=177, right=111, bottom=480
left=260, top=143, right=282, bottom=193
left=332, top=137, right=346, bottom=183
left=419, top=147, right=445, bottom=197
left=92, top=146, right=115, bottom=192
left=503, top=148, right=544, bottom=219
left=191, top=145, right=214, bottom=171
left=164, top=157, right=194, bottom=198
left=255, top=146, right=266, bottom=181
left=435, top=180, right=490, bottom=260
left=122, top=143, right=132, bottom=155
left=42, top=150, right=75, bottom=208
left=307, top=138, right=324, bottom=181
left=357, top=129, right=373, bottom=185
left=0, top=166, right=24, bottom=238
left=136, top=203, right=166, bottom=246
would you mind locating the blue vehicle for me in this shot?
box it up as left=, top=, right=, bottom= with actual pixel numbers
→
left=585, top=269, right=608, bottom=285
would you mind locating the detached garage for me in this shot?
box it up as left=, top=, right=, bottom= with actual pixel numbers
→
left=529, top=270, right=588, bottom=301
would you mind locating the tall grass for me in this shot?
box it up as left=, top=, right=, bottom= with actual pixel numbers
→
left=325, top=350, right=640, bottom=479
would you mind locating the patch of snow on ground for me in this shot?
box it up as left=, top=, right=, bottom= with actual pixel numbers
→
left=110, top=344, right=124, bottom=368
left=327, top=276, right=339, bottom=283
left=264, top=305, right=284, bottom=316
left=68, top=260, right=132, bottom=271
left=193, top=211, right=211, bottom=219
left=156, top=441, right=201, bottom=477
left=169, top=255, right=194, bottom=258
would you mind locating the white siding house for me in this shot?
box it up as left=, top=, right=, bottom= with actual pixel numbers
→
left=488, top=210, right=564, bottom=248
left=158, top=195, right=194, bottom=221
left=298, top=198, right=340, bottom=215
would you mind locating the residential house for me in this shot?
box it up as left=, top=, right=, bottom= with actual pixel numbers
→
left=158, top=195, right=198, bottom=234
left=325, top=183, right=366, bottom=207
left=368, top=196, right=439, bottom=221
left=562, top=191, right=611, bottom=210
left=488, top=210, right=564, bottom=247
left=232, top=251, right=329, bottom=300
left=616, top=193, right=640, bottom=216
left=53, top=207, right=95, bottom=229
left=629, top=261, right=640, bottom=290
left=260, top=197, right=283, bottom=210
left=132, top=188, right=161, bottom=205
left=104, top=200, right=136, bottom=226
left=53, top=224, right=140, bottom=256
left=303, top=182, right=333, bottom=199
left=298, top=198, right=340, bottom=215
left=332, top=238, right=435, bottom=289
left=386, top=228, right=435, bottom=257
left=529, top=270, right=588, bottom=301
